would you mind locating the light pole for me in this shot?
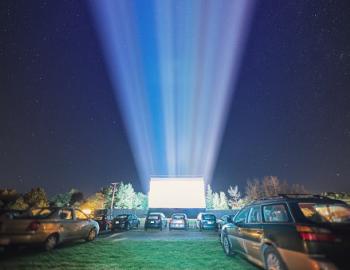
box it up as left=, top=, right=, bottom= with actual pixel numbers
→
left=110, top=182, right=118, bottom=213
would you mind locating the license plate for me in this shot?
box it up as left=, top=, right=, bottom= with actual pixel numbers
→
left=0, top=238, right=10, bottom=245
left=207, top=221, right=213, bottom=224
left=150, top=221, right=154, bottom=224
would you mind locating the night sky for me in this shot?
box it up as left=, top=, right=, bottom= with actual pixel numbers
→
left=0, top=0, right=349, bottom=196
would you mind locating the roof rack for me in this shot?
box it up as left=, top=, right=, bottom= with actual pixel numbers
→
left=277, top=194, right=331, bottom=199
left=247, top=194, right=333, bottom=205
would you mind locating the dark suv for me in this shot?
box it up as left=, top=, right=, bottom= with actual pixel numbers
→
left=221, top=194, right=350, bottom=270
left=144, top=212, right=167, bottom=231
left=111, top=214, right=140, bottom=231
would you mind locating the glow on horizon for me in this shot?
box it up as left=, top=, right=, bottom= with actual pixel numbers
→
left=89, top=0, right=255, bottom=187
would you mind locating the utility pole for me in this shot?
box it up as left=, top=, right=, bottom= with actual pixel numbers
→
left=110, top=182, right=118, bottom=213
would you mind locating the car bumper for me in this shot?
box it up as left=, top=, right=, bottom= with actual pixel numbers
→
left=145, top=223, right=161, bottom=228
left=278, top=248, right=338, bottom=270
left=0, top=233, right=47, bottom=246
left=169, top=223, right=186, bottom=229
left=201, top=224, right=217, bottom=230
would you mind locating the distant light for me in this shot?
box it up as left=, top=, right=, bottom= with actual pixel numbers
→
left=82, top=209, right=92, bottom=215
left=148, top=177, right=205, bottom=208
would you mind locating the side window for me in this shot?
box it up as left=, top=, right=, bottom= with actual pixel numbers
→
left=248, top=206, right=262, bottom=223
left=234, top=208, right=250, bottom=224
left=59, top=209, right=73, bottom=220
left=75, top=210, right=88, bottom=220
left=263, top=204, right=290, bottom=223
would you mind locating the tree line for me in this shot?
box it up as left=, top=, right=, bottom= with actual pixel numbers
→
left=0, top=176, right=312, bottom=212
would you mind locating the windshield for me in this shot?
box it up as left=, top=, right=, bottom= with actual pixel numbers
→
left=203, top=214, right=215, bottom=220
left=299, top=203, right=350, bottom=223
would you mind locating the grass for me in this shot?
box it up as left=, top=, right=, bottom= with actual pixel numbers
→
left=0, top=239, right=259, bottom=270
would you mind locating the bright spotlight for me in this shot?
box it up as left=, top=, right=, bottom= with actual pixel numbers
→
left=148, top=177, right=205, bottom=209
left=89, top=1, right=255, bottom=187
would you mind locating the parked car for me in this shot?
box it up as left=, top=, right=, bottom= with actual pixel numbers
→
left=93, top=212, right=112, bottom=232
left=169, top=213, right=189, bottom=230
left=221, top=194, right=350, bottom=270
left=217, top=213, right=237, bottom=237
left=111, top=214, right=140, bottom=231
left=0, top=207, right=99, bottom=251
left=196, top=213, right=218, bottom=231
left=144, top=212, right=167, bottom=231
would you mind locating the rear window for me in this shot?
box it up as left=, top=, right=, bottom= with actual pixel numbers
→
left=172, top=214, right=185, bottom=219
left=147, top=215, right=159, bottom=220
left=203, top=214, right=215, bottom=220
left=30, top=208, right=55, bottom=219
left=299, top=203, right=350, bottom=223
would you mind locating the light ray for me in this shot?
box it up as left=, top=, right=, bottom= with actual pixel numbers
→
left=89, top=0, right=255, bottom=188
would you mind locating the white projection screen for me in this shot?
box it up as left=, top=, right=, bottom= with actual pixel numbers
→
left=148, top=177, right=206, bottom=208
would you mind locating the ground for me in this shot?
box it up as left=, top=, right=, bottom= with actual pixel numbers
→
left=0, top=230, right=259, bottom=270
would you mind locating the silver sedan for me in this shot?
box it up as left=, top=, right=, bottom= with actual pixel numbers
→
left=0, top=207, right=99, bottom=250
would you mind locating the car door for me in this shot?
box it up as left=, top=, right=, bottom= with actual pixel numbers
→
left=228, top=207, right=250, bottom=254
left=241, top=206, right=264, bottom=263
left=74, top=209, right=91, bottom=238
left=58, top=208, right=76, bottom=240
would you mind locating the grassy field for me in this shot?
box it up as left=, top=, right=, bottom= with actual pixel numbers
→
left=0, top=239, right=258, bottom=270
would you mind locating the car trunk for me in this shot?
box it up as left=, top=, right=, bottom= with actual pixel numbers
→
left=0, top=219, right=35, bottom=235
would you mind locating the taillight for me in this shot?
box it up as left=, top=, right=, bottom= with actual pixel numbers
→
left=27, top=221, right=40, bottom=231
left=296, top=225, right=336, bottom=242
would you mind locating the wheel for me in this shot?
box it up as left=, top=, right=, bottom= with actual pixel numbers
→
left=264, top=246, right=286, bottom=270
left=199, top=223, right=202, bottom=231
left=160, top=225, right=163, bottom=231
left=86, top=228, right=97, bottom=242
left=125, top=223, right=130, bottom=231
left=222, top=233, right=235, bottom=257
left=44, top=234, right=58, bottom=251
left=136, top=221, right=139, bottom=229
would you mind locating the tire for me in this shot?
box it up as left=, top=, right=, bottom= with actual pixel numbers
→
left=44, top=234, right=58, bottom=251
left=86, top=228, right=97, bottom=242
left=222, top=233, right=235, bottom=257
left=160, top=224, right=163, bottom=231
left=125, top=223, right=130, bottom=231
left=199, top=223, right=202, bottom=231
left=264, top=246, right=286, bottom=270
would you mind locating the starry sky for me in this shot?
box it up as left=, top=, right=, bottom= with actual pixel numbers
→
left=0, top=0, right=349, bottom=196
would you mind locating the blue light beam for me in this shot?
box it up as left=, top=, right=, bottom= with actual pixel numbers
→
left=89, top=0, right=255, bottom=188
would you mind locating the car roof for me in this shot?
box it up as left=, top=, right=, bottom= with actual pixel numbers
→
left=246, top=194, right=346, bottom=207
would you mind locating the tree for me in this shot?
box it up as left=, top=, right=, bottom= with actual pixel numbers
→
left=262, top=176, right=282, bottom=197
left=70, top=191, right=84, bottom=206
left=50, top=192, right=71, bottom=207
left=24, top=187, right=48, bottom=208
left=245, top=179, right=261, bottom=202
left=218, top=192, right=229, bottom=209
left=79, top=192, right=106, bottom=212
left=212, top=192, right=220, bottom=209
left=206, top=185, right=214, bottom=209
left=228, top=185, right=244, bottom=209
left=8, top=196, right=29, bottom=210
left=134, top=192, right=148, bottom=210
